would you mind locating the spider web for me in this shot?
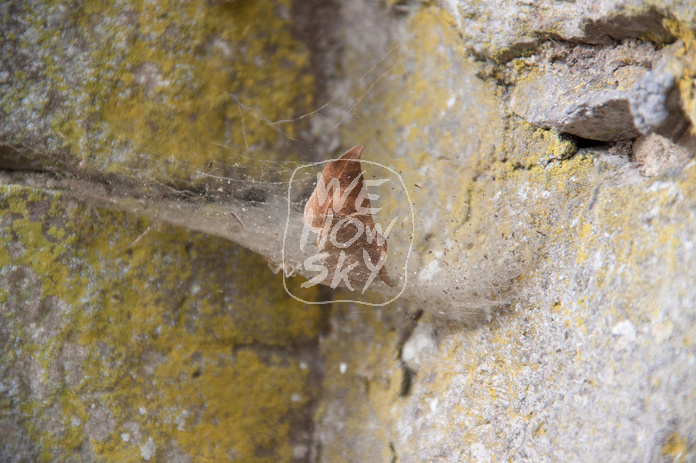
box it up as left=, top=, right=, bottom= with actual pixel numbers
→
left=4, top=33, right=528, bottom=318
left=86, top=45, right=413, bottom=207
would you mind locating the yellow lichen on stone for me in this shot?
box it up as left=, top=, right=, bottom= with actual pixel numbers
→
left=662, top=432, right=687, bottom=462
left=339, top=7, right=507, bottom=255
left=664, top=18, right=696, bottom=132
left=567, top=162, right=696, bottom=333
left=314, top=304, right=404, bottom=462
left=0, top=185, right=324, bottom=461
left=33, top=0, right=315, bottom=181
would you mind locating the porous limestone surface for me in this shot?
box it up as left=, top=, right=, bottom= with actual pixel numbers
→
left=0, top=185, right=325, bottom=462
left=1, top=0, right=695, bottom=461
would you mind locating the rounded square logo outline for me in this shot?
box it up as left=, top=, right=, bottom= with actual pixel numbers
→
left=282, top=159, right=415, bottom=306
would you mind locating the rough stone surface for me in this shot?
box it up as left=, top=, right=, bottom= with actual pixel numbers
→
left=508, top=41, right=687, bottom=141
left=2, top=0, right=696, bottom=462
left=0, top=186, right=326, bottom=462
left=633, top=132, right=693, bottom=176
left=440, top=0, right=694, bottom=60
left=0, top=0, right=317, bottom=181
left=316, top=156, right=696, bottom=462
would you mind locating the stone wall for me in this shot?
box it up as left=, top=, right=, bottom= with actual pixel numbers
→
left=1, top=0, right=695, bottom=461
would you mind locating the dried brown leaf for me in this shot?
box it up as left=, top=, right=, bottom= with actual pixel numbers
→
left=303, top=146, right=393, bottom=289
